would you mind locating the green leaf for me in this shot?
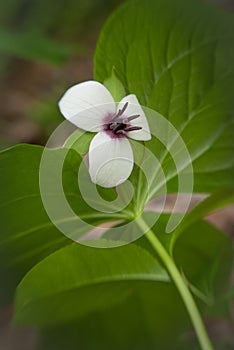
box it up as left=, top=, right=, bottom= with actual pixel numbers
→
left=63, top=128, right=94, bottom=155
left=13, top=242, right=169, bottom=326
left=38, top=287, right=189, bottom=350
left=13, top=214, right=233, bottom=349
left=104, top=68, right=126, bottom=101
left=38, top=281, right=190, bottom=350
left=128, top=211, right=233, bottom=305
left=94, top=0, right=234, bottom=194
left=173, top=220, right=233, bottom=303
left=0, top=144, right=119, bottom=307
left=106, top=212, right=233, bottom=305
left=0, top=145, right=69, bottom=306
left=170, top=189, right=234, bottom=249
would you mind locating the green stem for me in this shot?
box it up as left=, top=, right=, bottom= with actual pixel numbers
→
left=137, top=216, right=214, bottom=350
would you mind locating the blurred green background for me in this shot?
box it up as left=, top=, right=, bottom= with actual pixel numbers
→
left=0, top=0, right=125, bottom=150
left=0, top=0, right=234, bottom=149
left=0, top=0, right=233, bottom=150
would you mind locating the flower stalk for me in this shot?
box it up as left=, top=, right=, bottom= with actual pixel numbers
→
left=136, top=216, right=215, bottom=350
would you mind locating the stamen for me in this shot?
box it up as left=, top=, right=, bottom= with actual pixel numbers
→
left=122, top=114, right=140, bottom=123
left=107, top=102, right=142, bottom=136
left=112, top=117, right=124, bottom=123
left=126, top=114, right=140, bottom=122
left=112, top=102, right=128, bottom=121
left=119, top=102, right=128, bottom=116
left=124, top=126, right=142, bottom=132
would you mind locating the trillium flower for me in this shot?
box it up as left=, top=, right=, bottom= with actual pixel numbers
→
left=59, top=81, right=151, bottom=188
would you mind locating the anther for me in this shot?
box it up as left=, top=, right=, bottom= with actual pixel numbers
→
left=126, top=114, right=140, bottom=122
left=124, top=126, right=142, bottom=132
left=112, top=102, right=129, bottom=121
left=119, top=102, right=128, bottom=115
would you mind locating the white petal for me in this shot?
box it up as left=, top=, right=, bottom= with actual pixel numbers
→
left=59, top=81, right=116, bottom=132
left=89, top=132, right=134, bottom=188
left=118, top=94, right=151, bottom=141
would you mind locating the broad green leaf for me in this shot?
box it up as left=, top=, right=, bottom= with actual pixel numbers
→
left=38, top=284, right=191, bottom=350
left=173, top=220, right=233, bottom=303
left=38, top=282, right=190, bottom=350
left=100, top=210, right=233, bottom=308
left=39, top=316, right=234, bottom=350
left=170, top=189, right=234, bottom=249
left=0, top=145, right=120, bottom=307
left=63, top=128, right=94, bottom=155
left=13, top=243, right=169, bottom=326
left=206, top=282, right=234, bottom=320
left=94, top=0, right=234, bottom=194
left=132, top=213, right=233, bottom=304
left=13, top=215, right=233, bottom=349
left=0, top=145, right=69, bottom=307
left=104, top=68, right=126, bottom=101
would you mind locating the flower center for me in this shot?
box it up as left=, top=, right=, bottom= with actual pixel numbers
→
left=106, top=102, right=142, bottom=135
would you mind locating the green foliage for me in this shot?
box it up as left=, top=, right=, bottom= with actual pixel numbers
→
left=63, top=129, right=94, bottom=155
left=0, top=144, right=233, bottom=349
left=0, top=145, right=69, bottom=307
left=0, top=0, right=234, bottom=349
left=173, top=220, right=233, bottom=302
left=0, top=145, right=116, bottom=307
left=37, top=282, right=189, bottom=350
left=104, top=69, right=126, bottom=101
left=13, top=242, right=168, bottom=326
left=94, top=0, right=234, bottom=193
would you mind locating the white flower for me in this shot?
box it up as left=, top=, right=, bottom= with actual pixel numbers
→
left=59, top=80, right=151, bottom=188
